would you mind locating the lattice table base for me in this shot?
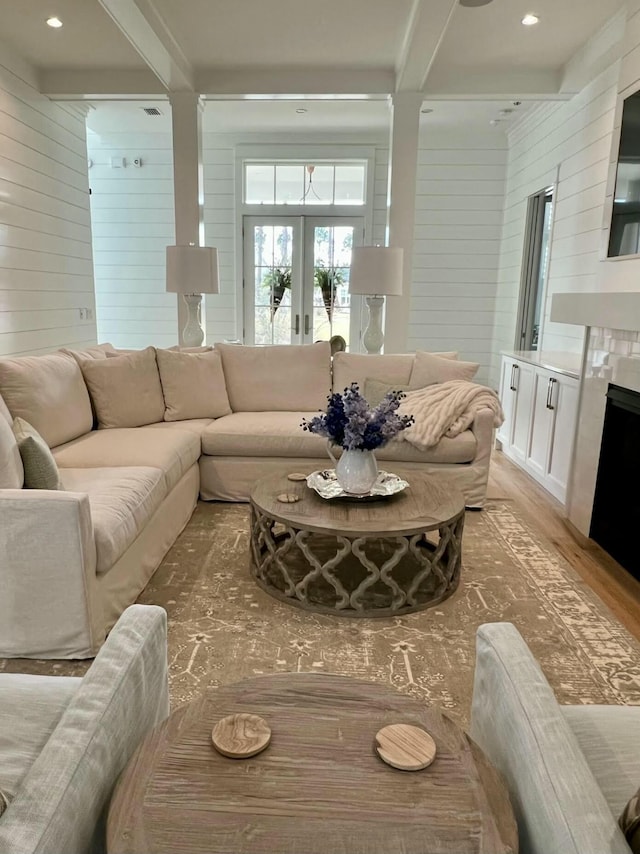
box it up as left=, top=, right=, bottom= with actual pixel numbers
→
left=249, top=504, right=464, bottom=617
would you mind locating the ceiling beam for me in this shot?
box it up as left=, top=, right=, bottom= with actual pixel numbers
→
left=396, top=0, right=458, bottom=92
left=423, top=67, right=566, bottom=99
left=195, top=68, right=395, bottom=97
left=97, top=0, right=193, bottom=91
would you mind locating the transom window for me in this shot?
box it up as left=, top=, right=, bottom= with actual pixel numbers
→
left=244, top=160, right=367, bottom=206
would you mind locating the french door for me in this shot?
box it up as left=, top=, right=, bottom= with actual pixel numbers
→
left=243, top=216, right=364, bottom=347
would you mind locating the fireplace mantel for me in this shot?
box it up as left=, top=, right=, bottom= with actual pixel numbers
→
left=551, top=292, right=640, bottom=330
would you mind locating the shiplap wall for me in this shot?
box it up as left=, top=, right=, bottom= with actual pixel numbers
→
left=0, top=46, right=96, bottom=356
left=87, top=130, right=178, bottom=349
left=492, top=62, right=620, bottom=383
left=409, top=129, right=508, bottom=386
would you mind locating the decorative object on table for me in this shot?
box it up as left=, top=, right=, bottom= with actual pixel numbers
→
left=375, top=724, right=437, bottom=771
left=349, top=245, right=403, bottom=354
left=263, top=267, right=291, bottom=318
left=277, top=493, right=300, bottom=504
left=306, top=469, right=409, bottom=501
left=166, top=244, right=219, bottom=347
left=302, top=383, right=413, bottom=495
left=211, top=713, right=271, bottom=759
left=287, top=472, right=308, bottom=482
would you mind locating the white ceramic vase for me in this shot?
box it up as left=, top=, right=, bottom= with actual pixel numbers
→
left=328, top=444, right=379, bottom=495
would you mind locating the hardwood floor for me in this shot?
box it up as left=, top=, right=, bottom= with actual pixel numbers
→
left=488, top=450, right=640, bottom=643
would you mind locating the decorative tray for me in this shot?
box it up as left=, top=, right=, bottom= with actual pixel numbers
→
left=306, top=469, right=409, bottom=501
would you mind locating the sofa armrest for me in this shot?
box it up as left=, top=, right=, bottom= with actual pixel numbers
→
left=0, top=605, right=169, bottom=854
left=470, top=406, right=494, bottom=463
left=0, top=489, right=103, bottom=659
left=470, top=623, right=630, bottom=854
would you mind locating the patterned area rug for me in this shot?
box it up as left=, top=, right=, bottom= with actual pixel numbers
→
left=4, top=500, right=640, bottom=726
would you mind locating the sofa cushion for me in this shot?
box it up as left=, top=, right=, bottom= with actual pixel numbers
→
left=53, top=426, right=200, bottom=492
left=60, top=467, right=167, bottom=574
left=562, top=706, right=640, bottom=821
left=0, top=673, right=80, bottom=800
left=332, top=351, right=458, bottom=395
left=156, top=348, right=231, bottom=421
left=59, top=343, right=114, bottom=365
left=0, top=353, right=93, bottom=447
left=0, top=392, right=11, bottom=424
left=13, top=418, right=61, bottom=490
left=409, top=350, right=479, bottom=388
left=378, top=431, right=476, bottom=464
left=217, top=342, right=331, bottom=411
left=202, top=412, right=328, bottom=457
left=80, top=347, right=165, bottom=428
left=0, top=414, right=23, bottom=489
left=145, top=418, right=213, bottom=435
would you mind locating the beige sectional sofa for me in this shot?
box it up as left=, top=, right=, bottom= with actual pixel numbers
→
left=0, top=341, right=494, bottom=659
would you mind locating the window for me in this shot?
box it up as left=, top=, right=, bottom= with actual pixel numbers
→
left=516, top=188, right=553, bottom=351
left=243, top=161, right=366, bottom=206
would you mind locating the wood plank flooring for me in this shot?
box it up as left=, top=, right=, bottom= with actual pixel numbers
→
left=488, top=450, right=640, bottom=642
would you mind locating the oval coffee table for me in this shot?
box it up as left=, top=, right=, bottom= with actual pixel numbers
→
left=249, top=470, right=465, bottom=616
left=107, top=674, right=517, bottom=854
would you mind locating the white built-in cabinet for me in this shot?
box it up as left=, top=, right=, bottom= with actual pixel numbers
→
left=497, top=354, right=580, bottom=503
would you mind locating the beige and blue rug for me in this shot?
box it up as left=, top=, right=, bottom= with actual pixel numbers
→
left=3, top=500, right=640, bottom=726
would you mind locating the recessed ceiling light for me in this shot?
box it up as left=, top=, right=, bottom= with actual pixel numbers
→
left=46, top=16, right=63, bottom=28
left=521, top=13, right=540, bottom=26
left=459, top=0, right=493, bottom=6
left=421, top=108, right=433, bottom=114
left=295, top=108, right=307, bottom=114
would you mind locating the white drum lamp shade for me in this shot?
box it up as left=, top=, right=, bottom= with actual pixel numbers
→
left=166, top=245, right=219, bottom=295
left=349, top=246, right=403, bottom=354
left=166, top=245, right=219, bottom=347
left=349, top=246, right=403, bottom=296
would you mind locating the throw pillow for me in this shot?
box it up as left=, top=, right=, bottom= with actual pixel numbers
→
left=156, top=349, right=232, bottom=421
left=0, top=414, right=24, bottom=488
left=80, top=347, right=165, bottom=428
left=409, top=350, right=479, bottom=389
left=363, top=378, right=411, bottom=408
left=12, top=418, right=62, bottom=490
left=620, top=786, right=640, bottom=853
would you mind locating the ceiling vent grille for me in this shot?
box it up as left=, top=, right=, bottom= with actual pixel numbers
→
left=143, top=107, right=162, bottom=116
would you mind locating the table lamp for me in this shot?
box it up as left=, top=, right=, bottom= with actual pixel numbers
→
left=166, top=245, right=219, bottom=347
left=349, top=246, right=403, bottom=354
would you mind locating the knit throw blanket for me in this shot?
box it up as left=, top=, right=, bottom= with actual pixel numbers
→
left=397, top=380, right=504, bottom=451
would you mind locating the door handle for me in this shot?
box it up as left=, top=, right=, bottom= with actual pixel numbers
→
left=510, top=364, right=519, bottom=392
left=304, top=314, right=310, bottom=335
left=546, top=377, right=557, bottom=410
left=294, top=314, right=300, bottom=335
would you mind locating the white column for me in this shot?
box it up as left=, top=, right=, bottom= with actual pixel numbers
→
left=169, top=92, right=205, bottom=344
left=384, top=91, right=422, bottom=354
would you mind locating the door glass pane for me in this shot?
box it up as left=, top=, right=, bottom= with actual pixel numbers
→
left=253, top=224, right=293, bottom=345
left=312, top=225, right=353, bottom=347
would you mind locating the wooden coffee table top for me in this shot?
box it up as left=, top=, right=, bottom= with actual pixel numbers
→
left=251, top=470, right=465, bottom=538
left=108, top=674, right=517, bottom=854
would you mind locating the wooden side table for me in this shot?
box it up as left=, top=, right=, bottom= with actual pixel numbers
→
left=249, top=471, right=465, bottom=616
left=108, top=674, right=517, bottom=854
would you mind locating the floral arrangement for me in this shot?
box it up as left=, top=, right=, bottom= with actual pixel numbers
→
left=302, top=383, right=414, bottom=451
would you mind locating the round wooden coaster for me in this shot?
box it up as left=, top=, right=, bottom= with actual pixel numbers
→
left=287, top=472, right=307, bottom=482
left=375, top=724, right=436, bottom=771
left=277, top=493, right=300, bottom=503
left=211, top=713, right=271, bottom=759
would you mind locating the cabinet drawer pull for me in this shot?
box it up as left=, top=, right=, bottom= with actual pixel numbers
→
left=510, top=364, right=519, bottom=392
left=546, top=377, right=557, bottom=410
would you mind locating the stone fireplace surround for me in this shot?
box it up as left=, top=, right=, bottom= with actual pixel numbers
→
left=551, top=292, right=640, bottom=538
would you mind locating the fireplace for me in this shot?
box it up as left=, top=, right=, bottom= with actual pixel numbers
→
left=590, top=384, right=640, bottom=579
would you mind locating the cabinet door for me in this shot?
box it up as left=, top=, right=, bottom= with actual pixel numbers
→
left=546, top=375, right=580, bottom=502
left=526, top=370, right=554, bottom=479
left=509, top=361, right=535, bottom=464
left=496, top=357, right=515, bottom=447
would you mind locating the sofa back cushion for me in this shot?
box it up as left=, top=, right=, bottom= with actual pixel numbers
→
left=80, top=347, right=165, bottom=428
left=217, top=342, right=331, bottom=411
left=0, top=414, right=24, bottom=488
left=156, top=348, right=232, bottom=421
left=60, top=344, right=114, bottom=365
left=0, top=353, right=93, bottom=448
left=332, top=353, right=415, bottom=394
left=409, top=350, right=479, bottom=389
